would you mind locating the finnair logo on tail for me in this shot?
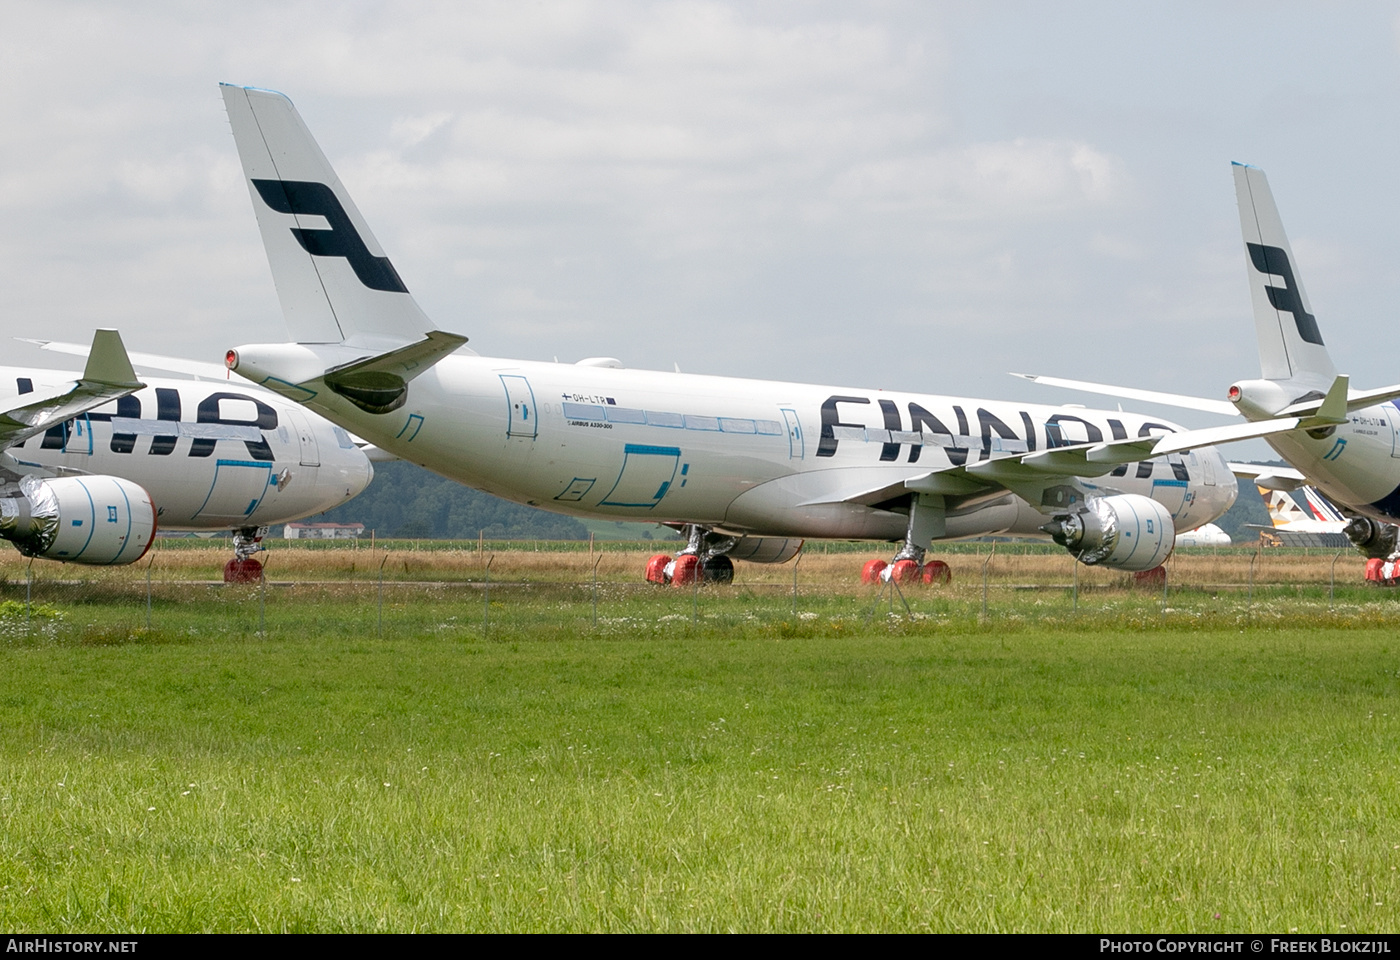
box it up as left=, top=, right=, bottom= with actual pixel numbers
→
left=252, top=179, right=409, bottom=293
left=1246, top=242, right=1324, bottom=346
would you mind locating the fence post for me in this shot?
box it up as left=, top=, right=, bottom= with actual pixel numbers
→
left=592, top=553, right=602, bottom=628
left=378, top=553, right=389, bottom=638
left=484, top=554, right=493, bottom=638
left=1330, top=549, right=1343, bottom=610
left=792, top=553, right=801, bottom=619
left=146, top=552, right=154, bottom=631
left=981, top=543, right=996, bottom=621
left=1248, top=549, right=1259, bottom=621
left=258, top=554, right=268, bottom=636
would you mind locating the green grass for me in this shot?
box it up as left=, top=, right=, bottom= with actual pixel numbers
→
left=0, top=583, right=1398, bottom=931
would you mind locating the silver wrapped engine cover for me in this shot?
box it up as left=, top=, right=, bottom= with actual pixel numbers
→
left=0, top=475, right=157, bottom=565
left=1046, top=494, right=1174, bottom=572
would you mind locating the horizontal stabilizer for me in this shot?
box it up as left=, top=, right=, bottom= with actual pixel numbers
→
left=316, top=330, right=469, bottom=415
left=1276, top=378, right=1400, bottom=417
left=323, top=330, right=469, bottom=384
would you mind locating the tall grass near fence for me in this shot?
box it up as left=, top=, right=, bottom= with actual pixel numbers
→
left=0, top=544, right=1383, bottom=645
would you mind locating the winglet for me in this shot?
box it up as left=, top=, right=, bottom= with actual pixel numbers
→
left=81, top=329, right=143, bottom=389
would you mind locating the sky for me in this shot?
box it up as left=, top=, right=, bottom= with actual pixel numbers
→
left=2, top=1, right=1399, bottom=433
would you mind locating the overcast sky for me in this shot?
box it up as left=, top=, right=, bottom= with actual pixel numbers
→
left=2, top=1, right=1399, bottom=430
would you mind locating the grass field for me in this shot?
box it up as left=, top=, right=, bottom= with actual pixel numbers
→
left=0, top=545, right=1397, bottom=932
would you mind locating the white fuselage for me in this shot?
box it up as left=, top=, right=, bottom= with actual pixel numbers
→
left=259, top=353, right=1237, bottom=544
left=1261, top=402, right=1400, bottom=522
left=0, top=367, right=372, bottom=530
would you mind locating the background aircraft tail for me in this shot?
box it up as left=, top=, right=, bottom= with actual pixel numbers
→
left=221, top=84, right=437, bottom=348
left=1258, top=485, right=1311, bottom=527
left=1232, top=163, right=1337, bottom=388
left=1303, top=486, right=1347, bottom=523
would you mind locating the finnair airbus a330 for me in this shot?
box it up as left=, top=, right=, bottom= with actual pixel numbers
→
left=0, top=335, right=372, bottom=576
left=217, top=83, right=1250, bottom=585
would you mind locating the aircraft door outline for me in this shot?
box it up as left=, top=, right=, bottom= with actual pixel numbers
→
left=781, top=407, right=804, bottom=459
left=600, top=444, right=681, bottom=509
left=1386, top=402, right=1400, bottom=459
left=193, top=459, right=275, bottom=520
left=1150, top=478, right=1190, bottom=519
left=68, top=415, right=94, bottom=456
left=285, top=407, right=321, bottom=467
left=501, top=375, right=538, bottom=439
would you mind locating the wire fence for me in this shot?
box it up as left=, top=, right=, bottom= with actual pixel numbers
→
left=0, top=539, right=1391, bottom=644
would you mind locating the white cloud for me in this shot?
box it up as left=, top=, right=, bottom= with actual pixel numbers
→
left=0, top=1, right=1391, bottom=400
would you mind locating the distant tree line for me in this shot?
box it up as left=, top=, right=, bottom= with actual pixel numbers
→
left=310, top=461, right=589, bottom=540
left=1211, top=483, right=1270, bottom=544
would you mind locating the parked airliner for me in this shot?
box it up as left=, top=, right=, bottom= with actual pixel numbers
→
left=1020, top=164, right=1400, bottom=573
left=0, top=336, right=373, bottom=577
left=216, top=84, right=1249, bottom=585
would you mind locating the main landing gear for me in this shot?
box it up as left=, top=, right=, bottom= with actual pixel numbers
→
left=224, top=526, right=267, bottom=583
left=645, top=524, right=737, bottom=586
left=860, top=491, right=953, bottom=585
left=860, top=555, right=952, bottom=585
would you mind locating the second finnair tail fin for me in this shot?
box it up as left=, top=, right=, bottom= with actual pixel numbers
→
left=220, top=84, right=440, bottom=349
left=1232, top=162, right=1337, bottom=387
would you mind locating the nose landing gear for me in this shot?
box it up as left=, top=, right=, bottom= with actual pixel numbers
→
left=223, top=525, right=267, bottom=583
left=860, top=493, right=953, bottom=585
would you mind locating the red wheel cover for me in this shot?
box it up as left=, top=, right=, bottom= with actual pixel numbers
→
left=645, top=554, right=672, bottom=584
left=671, top=554, right=700, bottom=586
left=889, top=559, right=920, bottom=584
left=860, top=559, right=887, bottom=584
left=921, top=560, right=951, bottom=584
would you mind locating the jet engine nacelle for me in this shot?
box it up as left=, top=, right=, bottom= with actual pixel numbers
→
left=1044, top=494, right=1174, bottom=572
left=1344, top=517, right=1399, bottom=559
left=727, top=537, right=804, bottom=564
left=0, top=475, right=156, bottom=565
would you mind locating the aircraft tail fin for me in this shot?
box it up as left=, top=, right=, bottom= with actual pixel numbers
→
left=1232, top=163, right=1337, bottom=387
left=1258, top=485, right=1311, bottom=527
left=220, top=84, right=438, bottom=349
left=1303, top=486, right=1346, bottom=524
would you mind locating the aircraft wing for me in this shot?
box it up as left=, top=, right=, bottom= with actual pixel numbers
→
left=794, top=427, right=1253, bottom=514
left=1009, top=373, right=1238, bottom=416
left=19, top=338, right=231, bottom=381
left=1229, top=461, right=1307, bottom=491
left=1016, top=371, right=1399, bottom=418
left=0, top=330, right=145, bottom=451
